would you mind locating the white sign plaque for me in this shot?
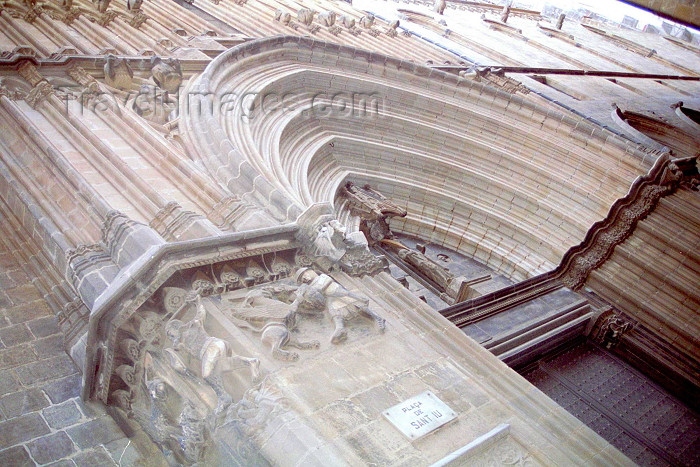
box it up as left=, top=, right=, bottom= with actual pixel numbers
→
left=382, top=391, right=457, bottom=440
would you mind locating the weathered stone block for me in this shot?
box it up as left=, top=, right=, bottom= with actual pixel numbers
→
left=5, top=301, right=52, bottom=325
left=0, top=345, right=37, bottom=370
left=26, top=316, right=60, bottom=338
left=104, top=438, right=142, bottom=466
left=32, top=334, right=65, bottom=359
left=15, top=355, right=77, bottom=386
left=42, top=400, right=83, bottom=429
left=27, top=431, right=75, bottom=464
left=350, top=384, right=401, bottom=418
left=0, top=412, right=50, bottom=447
left=66, top=416, right=125, bottom=449
left=42, top=374, right=82, bottom=404
left=0, top=445, right=33, bottom=466
left=0, top=369, right=20, bottom=397
left=71, top=445, right=117, bottom=467
left=0, top=387, right=49, bottom=418
left=0, top=324, right=33, bottom=347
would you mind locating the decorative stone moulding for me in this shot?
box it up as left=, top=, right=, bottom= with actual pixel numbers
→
left=557, top=153, right=688, bottom=290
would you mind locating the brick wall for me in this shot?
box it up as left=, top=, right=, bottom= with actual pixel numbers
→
left=0, top=247, right=139, bottom=466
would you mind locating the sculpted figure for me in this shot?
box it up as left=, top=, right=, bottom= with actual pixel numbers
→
left=127, top=0, right=142, bottom=9
left=359, top=14, right=375, bottom=28
left=385, top=19, right=400, bottom=37
left=297, top=8, right=316, bottom=26
left=104, top=54, right=133, bottom=90
left=94, top=0, right=111, bottom=13
left=312, top=219, right=347, bottom=262
left=292, top=268, right=386, bottom=344
left=165, top=296, right=260, bottom=411
left=150, top=56, right=182, bottom=94
left=274, top=9, right=292, bottom=25
left=318, top=11, right=336, bottom=27
left=228, top=286, right=320, bottom=362
left=500, top=3, right=511, bottom=23
left=343, top=182, right=407, bottom=244
left=338, top=14, right=356, bottom=29
left=135, top=363, right=209, bottom=465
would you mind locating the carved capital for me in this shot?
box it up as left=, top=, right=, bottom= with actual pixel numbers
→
left=67, top=65, right=101, bottom=94
left=128, top=10, right=148, bottom=28
left=25, top=81, right=55, bottom=108
left=18, top=61, right=45, bottom=87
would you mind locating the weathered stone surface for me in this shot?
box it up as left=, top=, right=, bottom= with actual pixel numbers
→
left=32, top=334, right=65, bottom=359
left=0, top=345, right=37, bottom=370
left=0, top=412, right=51, bottom=446
left=0, top=324, right=33, bottom=347
left=5, top=301, right=52, bottom=325
left=0, top=445, right=34, bottom=466
left=71, top=446, right=117, bottom=467
left=0, top=369, right=20, bottom=397
left=42, top=374, right=82, bottom=404
left=66, top=416, right=125, bottom=449
left=27, top=431, right=76, bottom=464
left=15, top=355, right=77, bottom=386
left=104, top=438, right=141, bottom=466
left=26, top=316, right=60, bottom=338
left=42, top=400, right=83, bottom=429
left=0, top=388, right=50, bottom=418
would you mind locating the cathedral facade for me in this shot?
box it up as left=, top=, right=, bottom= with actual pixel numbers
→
left=0, top=0, right=698, bottom=465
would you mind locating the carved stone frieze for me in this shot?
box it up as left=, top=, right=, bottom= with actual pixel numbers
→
left=0, top=84, right=26, bottom=100
left=460, top=67, right=530, bottom=95
left=46, top=7, right=81, bottom=24
left=22, top=78, right=57, bottom=108
left=93, top=242, right=386, bottom=463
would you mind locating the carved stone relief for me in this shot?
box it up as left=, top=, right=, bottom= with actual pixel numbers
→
left=94, top=246, right=388, bottom=464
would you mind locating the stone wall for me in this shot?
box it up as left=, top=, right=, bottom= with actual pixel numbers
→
left=0, top=240, right=138, bottom=466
